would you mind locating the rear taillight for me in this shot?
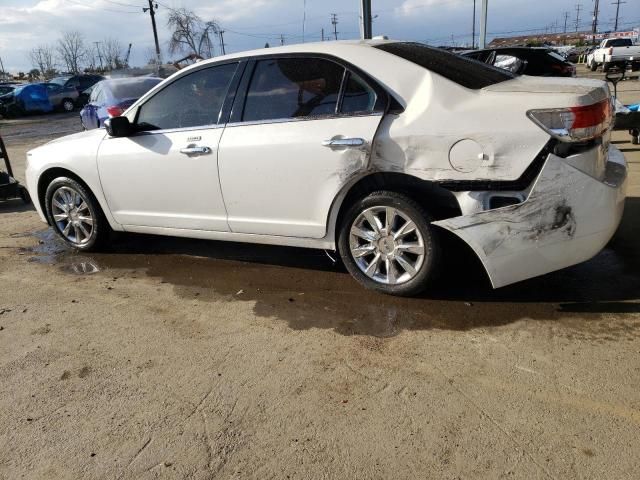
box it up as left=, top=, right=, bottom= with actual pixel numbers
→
left=527, top=99, right=613, bottom=142
left=106, top=105, right=124, bottom=117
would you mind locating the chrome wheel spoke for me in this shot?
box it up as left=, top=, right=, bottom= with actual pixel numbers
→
left=385, top=207, right=396, bottom=232
left=78, top=216, right=93, bottom=226
left=351, top=226, right=377, bottom=243
left=53, top=198, right=67, bottom=211
left=363, top=210, right=382, bottom=234
left=364, top=253, right=382, bottom=277
left=62, top=221, right=72, bottom=236
left=393, top=220, right=416, bottom=240
left=395, top=254, right=417, bottom=276
left=352, top=243, right=376, bottom=258
left=53, top=213, right=68, bottom=221
left=78, top=222, right=90, bottom=239
left=385, top=258, right=398, bottom=284
left=396, top=242, right=424, bottom=255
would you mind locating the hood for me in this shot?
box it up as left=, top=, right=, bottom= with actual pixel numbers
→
left=44, top=128, right=106, bottom=146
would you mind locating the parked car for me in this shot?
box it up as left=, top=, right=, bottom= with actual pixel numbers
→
left=587, top=38, right=640, bottom=72
left=47, top=74, right=105, bottom=101
left=25, top=41, right=626, bottom=296
left=462, top=47, right=577, bottom=77
left=0, top=83, right=53, bottom=117
left=43, top=82, right=79, bottom=112
left=80, top=77, right=163, bottom=130
left=0, top=85, right=15, bottom=97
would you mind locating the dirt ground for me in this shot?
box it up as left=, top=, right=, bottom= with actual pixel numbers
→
left=1, top=68, right=639, bottom=479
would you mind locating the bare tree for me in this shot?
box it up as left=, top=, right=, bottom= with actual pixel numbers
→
left=145, top=47, right=163, bottom=66
left=57, top=31, right=87, bottom=74
left=167, top=8, right=220, bottom=59
left=102, top=38, right=126, bottom=70
left=29, top=44, right=56, bottom=79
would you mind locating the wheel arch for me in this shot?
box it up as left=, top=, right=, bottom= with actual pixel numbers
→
left=36, top=167, right=116, bottom=229
left=328, top=171, right=462, bottom=248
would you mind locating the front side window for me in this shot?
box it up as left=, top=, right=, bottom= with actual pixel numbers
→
left=242, top=58, right=345, bottom=122
left=136, top=62, right=238, bottom=131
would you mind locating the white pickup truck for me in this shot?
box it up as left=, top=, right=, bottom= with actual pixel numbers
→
left=587, top=38, right=640, bottom=72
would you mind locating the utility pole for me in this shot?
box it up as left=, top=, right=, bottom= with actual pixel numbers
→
left=331, top=13, right=339, bottom=41
left=359, top=0, right=372, bottom=40
left=479, top=0, right=488, bottom=49
left=219, top=30, right=226, bottom=55
left=143, top=0, right=161, bottom=65
left=280, top=34, right=285, bottom=46
left=472, top=0, right=476, bottom=48
left=93, top=41, right=103, bottom=70
left=612, top=0, right=625, bottom=31
left=0, top=56, right=5, bottom=80
left=575, top=3, right=582, bottom=32
left=592, top=0, right=600, bottom=34
left=321, top=28, right=325, bottom=41
left=563, top=11, right=570, bottom=33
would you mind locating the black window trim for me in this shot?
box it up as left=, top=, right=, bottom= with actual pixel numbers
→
left=226, top=52, right=392, bottom=127
left=128, top=59, right=245, bottom=136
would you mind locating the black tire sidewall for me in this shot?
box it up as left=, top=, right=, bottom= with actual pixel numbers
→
left=338, top=191, right=440, bottom=297
left=44, top=177, right=106, bottom=251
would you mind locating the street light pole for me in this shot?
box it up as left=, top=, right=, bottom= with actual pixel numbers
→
left=472, top=0, right=476, bottom=48
left=479, top=0, right=488, bottom=48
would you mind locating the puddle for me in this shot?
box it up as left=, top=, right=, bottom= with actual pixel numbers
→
left=21, top=199, right=640, bottom=339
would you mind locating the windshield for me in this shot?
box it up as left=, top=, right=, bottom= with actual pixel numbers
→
left=49, top=76, right=71, bottom=86
left=375, top=42, right=514, bottom=90
left=107, top=78, right=162, bottom=99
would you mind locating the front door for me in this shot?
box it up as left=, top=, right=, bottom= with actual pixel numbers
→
left=97, top=62, right=240, bottom=231
left=218, top=57, right=385, bottom=238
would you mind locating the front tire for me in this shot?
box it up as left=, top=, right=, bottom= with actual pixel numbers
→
left=338, top=191, right=441, bottom=296
left=44, top=177, right=109, bottom=251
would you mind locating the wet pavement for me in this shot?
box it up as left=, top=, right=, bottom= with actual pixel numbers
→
left=19, top=193, right=640, bottom=339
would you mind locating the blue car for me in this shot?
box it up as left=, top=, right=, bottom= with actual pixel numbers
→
left=0, top=83, right=53, bottom=117
left=80, top=77, right=162, bottom=130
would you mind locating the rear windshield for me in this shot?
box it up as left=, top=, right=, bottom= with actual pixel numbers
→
left=375, top=42, right=514, bottom=89
left=606, top=38, right=633, bottom=47
left=106, top=78, right=162, bottom=99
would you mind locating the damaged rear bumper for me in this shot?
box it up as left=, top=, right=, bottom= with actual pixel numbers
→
left=433, top=146, right=627, bottom=288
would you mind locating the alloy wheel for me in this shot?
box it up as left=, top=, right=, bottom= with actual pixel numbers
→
left=51, top=186, right=94, bottom=246
left=349, top=206, right=425, bottom=285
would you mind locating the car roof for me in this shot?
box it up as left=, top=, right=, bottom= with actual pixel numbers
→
left=176, top=39, right=395, bottom=74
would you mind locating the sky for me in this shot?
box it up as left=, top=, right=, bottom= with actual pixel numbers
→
left=0, top=0, right=638, bottom=73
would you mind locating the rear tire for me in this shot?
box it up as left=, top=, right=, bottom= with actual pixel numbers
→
left=590, top=61, right=598, bottom=71
left=61, top=98, right=75, bottom=112
left=44, top=177, right=109, bottom=251
left=338, top=191, right=441, bottom=297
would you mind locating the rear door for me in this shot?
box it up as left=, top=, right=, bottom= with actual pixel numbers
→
left=217, top=55, right=387, bottom=238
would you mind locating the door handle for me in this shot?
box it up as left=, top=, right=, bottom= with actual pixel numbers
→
left=180, top=146, right=212, bottom=155
left=322, top=137, right=366, bottom=148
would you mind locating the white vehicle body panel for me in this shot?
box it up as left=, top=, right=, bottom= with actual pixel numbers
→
left=24, top=40, right=628, bottom=289
left=218, top=115, right=382, bottom=238
left=96, top=126, right=228, bottom=231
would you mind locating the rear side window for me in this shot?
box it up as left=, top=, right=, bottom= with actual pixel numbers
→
left=607, top=39, right=632, bottom=47
left=340, top=72, right=377, bottom=113
left=242, top=58, right=344, bottom=122
left=375, top=42, right=514, bottom=89
left=136, top=63, right=237, bottom=130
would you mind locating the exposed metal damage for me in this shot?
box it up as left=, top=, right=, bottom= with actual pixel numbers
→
left=433, top=148, right=627, bottom=288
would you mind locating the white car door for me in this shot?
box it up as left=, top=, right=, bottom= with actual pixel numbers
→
left=97, top=62, right=240, bottom=231
left=218, top=56, right=386, bottom=238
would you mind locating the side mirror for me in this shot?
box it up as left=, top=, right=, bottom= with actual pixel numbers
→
left=104, top=116, right=132, bottom=137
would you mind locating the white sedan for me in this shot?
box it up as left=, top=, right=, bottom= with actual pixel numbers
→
left=25, top=40, right=627, bottom=296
